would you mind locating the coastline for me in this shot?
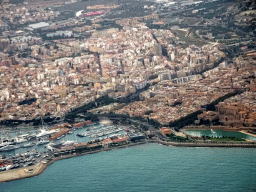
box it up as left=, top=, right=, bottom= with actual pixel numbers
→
left=240, top=130, right=256, bottom=138
left=0, top=141, right=146, bottom=183
left=182, top=126, right=244, bottom=132
left=1, top=140, right=256, bottom=183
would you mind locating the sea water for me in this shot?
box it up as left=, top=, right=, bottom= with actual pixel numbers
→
left=0, top=143, right=255, bottom=192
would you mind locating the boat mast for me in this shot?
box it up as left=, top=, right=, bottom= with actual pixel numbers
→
left=40, top=115, right=48, bottom=130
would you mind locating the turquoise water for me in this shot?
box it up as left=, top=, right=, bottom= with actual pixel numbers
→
left=185, top=130, right=256, bottom=141
left=1, top=143, right=256, bottom=192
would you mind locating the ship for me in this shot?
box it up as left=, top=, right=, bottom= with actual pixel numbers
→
left=36, top=129, right=57, bottom=138
left=0, top=134, right=29, bottom=147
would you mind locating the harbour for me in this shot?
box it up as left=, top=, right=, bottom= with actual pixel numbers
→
left=0, top=143, right=255, bottom=192
left=0, top=118, right=147, bottom=177
left=1, top=116, right=256, bottom=184
left=0, top=0, right=255, bottom=190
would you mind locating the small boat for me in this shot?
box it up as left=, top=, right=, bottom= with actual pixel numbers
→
left=21, top=143, right=34, bottom=148
left=5, top=164, right=14, bottom=171
left=36, top=140, right=49, bottom=145
left=76, top=133, right=87, bottom=137
left=0, top=167, right=6, bottom=171
left=15, top=134, right=29, bottom=143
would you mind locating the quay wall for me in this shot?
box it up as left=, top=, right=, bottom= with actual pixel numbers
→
left=153, top=140, right=256, bottom=148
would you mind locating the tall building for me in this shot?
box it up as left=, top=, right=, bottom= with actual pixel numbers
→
left=171, top=52, right=175, bottom=61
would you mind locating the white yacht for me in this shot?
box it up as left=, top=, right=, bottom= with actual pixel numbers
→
left=36, top=129, right=57, bottom=138
left=0, top=145, right=18, bottom=152
left=36, top=140, right=49, bottom=145
left=5, top=164, right=14, bottom=171
left=21, top=142, right=34, bottom=148
left=14, top=135, right=28, bottom=143
left=62, top=140, right=76, bottom=146
left=0, top=138, right=15, bottom=147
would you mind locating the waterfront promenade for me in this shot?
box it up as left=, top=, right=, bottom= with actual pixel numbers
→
left=154, top=140, right=256, bottom=148
left=1, top=139, right=256, bottom=183
left=0, top=162, right=49, bottom=183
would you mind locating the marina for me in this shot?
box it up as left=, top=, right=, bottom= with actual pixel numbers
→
left=0, top=120, right=140, bottom=174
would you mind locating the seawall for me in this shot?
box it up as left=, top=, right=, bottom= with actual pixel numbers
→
left=153, top=140, right=256, bottom=148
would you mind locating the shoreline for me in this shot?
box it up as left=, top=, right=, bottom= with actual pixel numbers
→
left=240, top=130, right=256, bottom=138
left=0, top=141, right=146, bottom=183
left=182, top=126, right=244, bottom=132
left=1, top=140, right=256, bottom=183
left=182, top=126, right=256, bottom=133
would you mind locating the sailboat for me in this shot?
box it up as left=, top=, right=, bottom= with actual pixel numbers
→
left=36, top=116, right=56, bottom=138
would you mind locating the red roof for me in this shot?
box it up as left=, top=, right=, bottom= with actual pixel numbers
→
left=112, top=137, right=127, bottom=143
left=103, top=138, right=112, bottom=142
left=0, top=163, right=11, bottom=167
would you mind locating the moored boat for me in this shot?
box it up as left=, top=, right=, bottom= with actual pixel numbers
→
left=76, top=133, right=87, bottom=137
left=36, top=140, right=49, bottom=145
left=0, top=145, right=18, bottom=152
left=21, top=142, right=34, bottom=148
